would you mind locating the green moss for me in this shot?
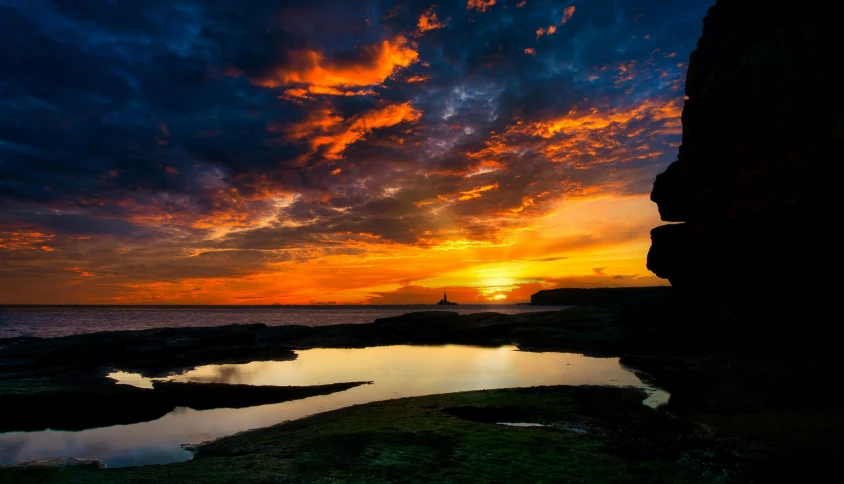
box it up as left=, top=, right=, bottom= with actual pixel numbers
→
left=0, top=386, right=721, bottom=484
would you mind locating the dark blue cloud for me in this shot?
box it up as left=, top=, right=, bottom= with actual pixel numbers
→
left=1, top=0, right=714, bottom=249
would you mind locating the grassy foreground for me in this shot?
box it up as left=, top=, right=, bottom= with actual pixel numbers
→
left=0, top=385, right=732, bottom=484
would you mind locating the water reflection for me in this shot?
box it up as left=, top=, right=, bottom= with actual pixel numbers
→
left=0, top=345, right=668, bottom=468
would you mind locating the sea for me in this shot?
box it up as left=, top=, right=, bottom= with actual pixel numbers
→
left=0, top=304, right=572, bottom=339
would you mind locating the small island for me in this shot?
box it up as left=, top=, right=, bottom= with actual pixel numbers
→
left=436, top=292, right=458, bottom=305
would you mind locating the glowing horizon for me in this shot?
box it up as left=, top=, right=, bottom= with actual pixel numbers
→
left=0, top=1, right=713, bottom=304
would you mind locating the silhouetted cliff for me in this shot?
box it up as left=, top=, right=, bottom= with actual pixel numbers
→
left=647, top=0, right=842, bottom=299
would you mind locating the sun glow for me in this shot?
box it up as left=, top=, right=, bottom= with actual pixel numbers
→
left=0, top=0, right=698, bottom=305
left=4, top=195, right=667, bottom=304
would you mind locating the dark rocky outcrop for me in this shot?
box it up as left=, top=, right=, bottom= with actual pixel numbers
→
left=0, top=323, right=296, bottom=379
left=0, top=380, right=370, bottom=432
left=530, top=287, right=674, bottom=307
left=647, top=0, right=843, bottom=301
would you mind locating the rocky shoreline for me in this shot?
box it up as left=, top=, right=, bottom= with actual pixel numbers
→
left=1, top=299, right=840, bottom=482
left=0, top=307, right=626, bottom=387
left=2, top=0, right=841, bottom=479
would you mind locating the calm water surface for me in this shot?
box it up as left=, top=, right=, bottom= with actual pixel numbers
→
left=0, top=345, right=668, bottom=468
left=0, top=305, right=571, bottom=339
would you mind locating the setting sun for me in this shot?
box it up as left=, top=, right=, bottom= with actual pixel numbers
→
left=1, top=0, right=691, bottom=305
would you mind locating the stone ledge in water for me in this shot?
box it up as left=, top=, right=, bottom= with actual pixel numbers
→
left=372, top=311, right=460, bottom=325
left=0, top=380, right=373, bottom=433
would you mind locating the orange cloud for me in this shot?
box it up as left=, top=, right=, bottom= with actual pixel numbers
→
left=530, top=99, right=681, bottom=140
left=418, top=6, right=446, bottom=32
left=277, top=106, right=343, bottom=142
left=611, top=60, right=639, bottom=85
left=537, top=25, right=557, bottom=39
left=470, top=97, right=682, bottom=174
left=502, top=196, right=535, bottom=216
left=467, top=0, right=496, bottom=12
left=0, top=231, right=53, bottom=251
left=63, top=266, right=96, bottom=277
left=118, top=185, right=298, bottom=232
left=524, top=48, right=536, bottom=56
left=252, top=36, right=418, bottom=91
left=187, top=191, right=297, bottom=230
left=283, top=102, right=422, bottom=159
left=561, top=5, right=576, bottom=24
left=281, top=86, right=377, bottom=101
left=458, top=183, right=499, bottom=201
left=538, top=5, right=575, bottom=39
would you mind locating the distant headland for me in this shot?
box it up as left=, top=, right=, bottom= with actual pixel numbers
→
left=530, top=286, right=672, bottom=306
left=436, top=292, right=458, bottom=305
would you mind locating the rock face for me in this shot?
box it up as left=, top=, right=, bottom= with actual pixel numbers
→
left=647, top=0, right=843, bottom=298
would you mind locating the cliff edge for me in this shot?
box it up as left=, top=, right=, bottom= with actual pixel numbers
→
left=647, top=0, right=843, bottom=300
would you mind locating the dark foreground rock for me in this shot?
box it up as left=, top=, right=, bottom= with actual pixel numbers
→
left=0, top=323, right=297, bottom=379
left=0, top=380, right=370, bottom=432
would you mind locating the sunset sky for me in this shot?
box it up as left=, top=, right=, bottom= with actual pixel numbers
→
left=0, top=0, right=713, bottom=304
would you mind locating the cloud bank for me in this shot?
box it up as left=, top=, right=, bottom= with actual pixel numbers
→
left=0, top=0, right=713, bottom=303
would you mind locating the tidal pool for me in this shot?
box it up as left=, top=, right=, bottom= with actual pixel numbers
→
left=0, top=345, right=668, bottom=468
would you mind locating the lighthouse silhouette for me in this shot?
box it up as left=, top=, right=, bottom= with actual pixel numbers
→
left=437, top=291, right=457, bottom=305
